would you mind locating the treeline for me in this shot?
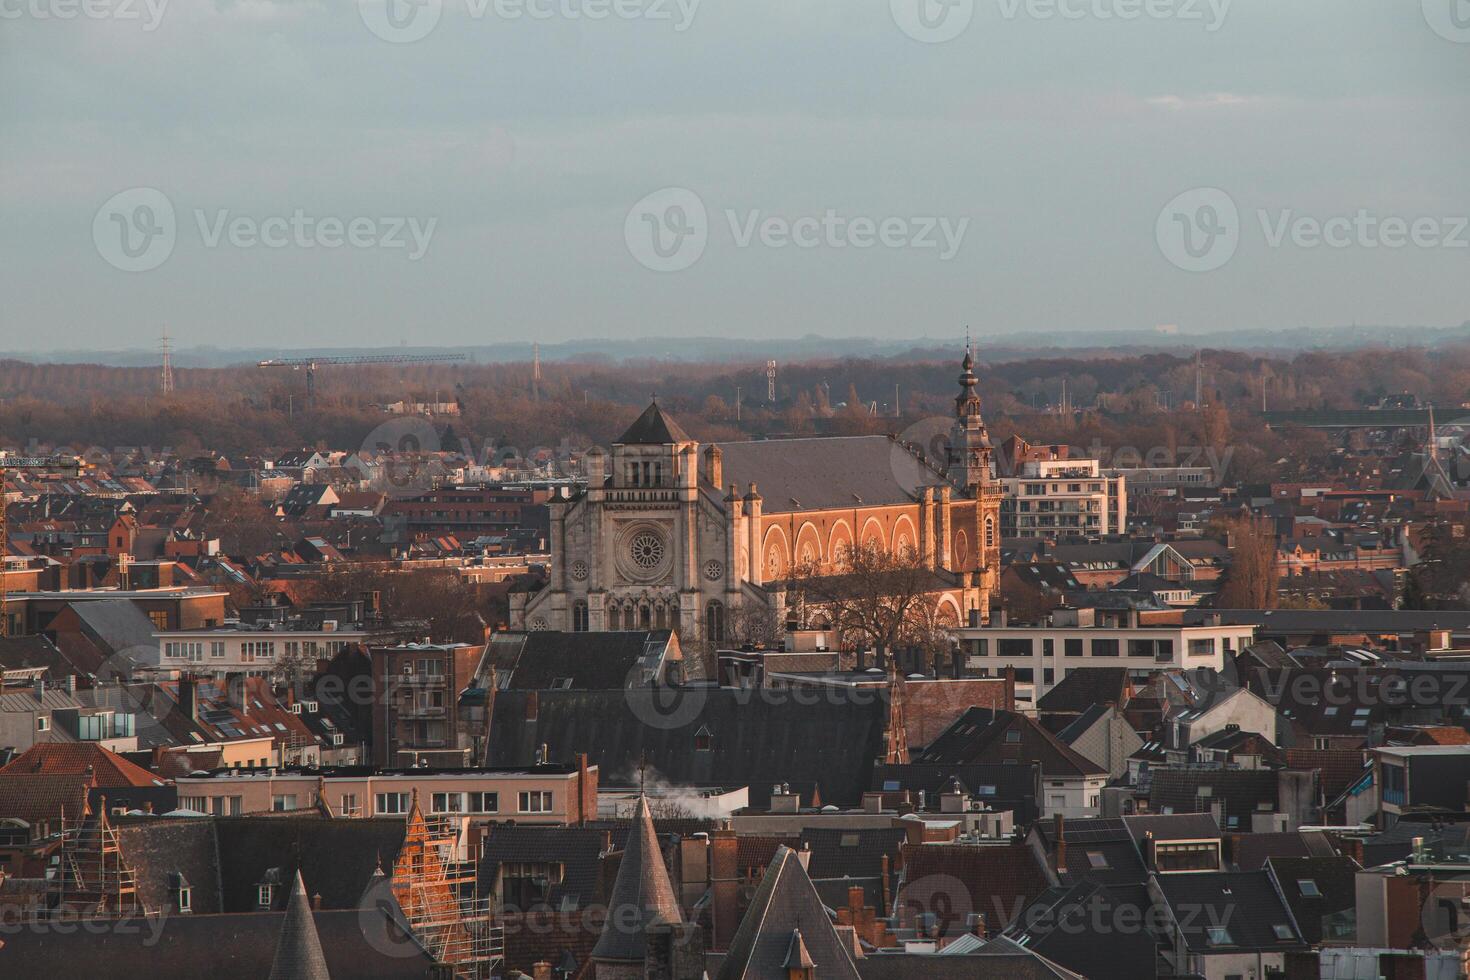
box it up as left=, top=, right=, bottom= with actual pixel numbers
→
left=0, top=344, right=1459, bottom=468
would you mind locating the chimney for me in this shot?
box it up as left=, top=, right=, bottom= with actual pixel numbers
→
left=179, top=675, right=199, bottom=722
left=1053, top=813, right=1066, bottom=872
left=32, top=678, right=44, bottom=703
left=770, top=784, right=800, bottom=814
left=862, top=791, right=885, bottom=814
left=64, top=674, right=77, bottom=696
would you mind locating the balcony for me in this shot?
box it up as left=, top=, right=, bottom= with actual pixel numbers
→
left=401, top=704, right=447, bottom=719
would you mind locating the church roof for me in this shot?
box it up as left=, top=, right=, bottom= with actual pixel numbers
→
left=616, top=402, right=691, bottom=446
left=268, top=870, right=332, bottom=980
left=716, top=435, right=949, bottom=513
left=591, top=795, right=683, bottom=963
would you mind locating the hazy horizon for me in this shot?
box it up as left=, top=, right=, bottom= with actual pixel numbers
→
left=3, top=0, right=1467, bottom=350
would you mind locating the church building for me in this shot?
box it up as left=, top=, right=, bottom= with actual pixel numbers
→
left=511, top=349, right=1002, bottom=655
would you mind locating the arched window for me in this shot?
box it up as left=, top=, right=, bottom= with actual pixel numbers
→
left=654, top=603, right=667, bottom=630
left=705, top=601, right=725, bottom=643
left=607, top=605, right=621, bottom=631
left=984, top=516, right=995, bottom=549
left=572, top=601, right=588, bottom=633
left=640, top=605, right=652, bottom=630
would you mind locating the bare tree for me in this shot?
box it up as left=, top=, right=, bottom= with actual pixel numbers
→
left=787, top=541, right=944, bottom=669
left=1215, top=515, right=1280, bottom=609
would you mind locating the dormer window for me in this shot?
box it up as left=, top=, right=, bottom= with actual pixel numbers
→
left=257, top=884, right=273, bottom=908
left=694, top=725, right=713, bottom=752
left=178, top=886, right=192, bottom=912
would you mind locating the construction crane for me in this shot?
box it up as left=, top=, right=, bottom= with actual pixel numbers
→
left=256, top=353, right=466, bottom=411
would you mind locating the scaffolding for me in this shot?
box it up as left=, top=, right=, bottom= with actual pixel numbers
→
left=47, top=801, right=149, bottom=921
left=392, top=800, right=503, bottom=979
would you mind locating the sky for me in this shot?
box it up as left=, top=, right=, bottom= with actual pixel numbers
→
left=1, top=0, right=1468, bottom=352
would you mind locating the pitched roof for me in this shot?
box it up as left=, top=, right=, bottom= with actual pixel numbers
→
left=269, top=870, right=332, bottom=980
left=478, top=824, right=610, bottom=910
left=1036, top=668, right=1131, bottom=716
left=0, top=771, right=92, bottom=829
left=1005, top=881, right=1155, bottom=980
left=491, top=630, right=673, bottom=690
left=716, top=435, right=947, bottom=512
left=1148, top=769, right=1278, bottom=830
left=0, top=742, right=164, bottom=788
left=718, top=845, right=862, bottom=980
left=616, top=402, right=691, bottom=445
left=1264, top=854, right=1361, bottom=945
left=1155, top=870, right=1306, bottom=953
left=898, top=842, right=1050, bottom=935
left=591, top=796, right=683, bottom=963
left=915, top=708, right=1106, bottom=778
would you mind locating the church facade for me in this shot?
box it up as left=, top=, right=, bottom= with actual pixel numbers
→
left=511, top=350, right=1002, bottom=651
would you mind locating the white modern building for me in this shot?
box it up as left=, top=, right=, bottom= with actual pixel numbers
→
left=154, top=622, right=370, bottom=677
left=999, top=451, right=1126, bottom=539
left=951, top=608, right=1256, bottom=703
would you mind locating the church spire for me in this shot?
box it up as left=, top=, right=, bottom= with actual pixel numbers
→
left=591, top=795, right=684, bottom=967
left=946, top=342, right=992, bottom=491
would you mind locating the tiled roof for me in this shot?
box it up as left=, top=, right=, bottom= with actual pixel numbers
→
left=898, top=842, right=1049, bottom=935
left=798, top=827, right=907, bottom=883
left=1155, top=870, right=1306, bottom=953
left=1265, top=854, right=1360, bottom=945
left=916, top=708, right=1106, bottom=778
left=0, top=771, right=92, bottom=829
left=0, top=742, right=164, bottom=788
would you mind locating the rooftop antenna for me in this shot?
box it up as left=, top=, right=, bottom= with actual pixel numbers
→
left=160, top=326, right=175, bottom=396
left=532, top=342, right=541, bottom=402
left=767, top=360, right=777, bottom=402
left=1195, top=350, right=1203, bottom=409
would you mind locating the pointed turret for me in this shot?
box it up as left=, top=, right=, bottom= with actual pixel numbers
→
left=268, top=870, right=331, bottom=980
left=591, top=795, right=684, bottom=968
left=946, top=342, right=993, bottom=492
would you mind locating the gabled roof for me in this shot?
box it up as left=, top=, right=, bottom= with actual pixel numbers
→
left=616, top=402, right=691, bottom=445
left=0, top=771, right=92, bottom=829
left=490, top=630, right=674, bottom=690
left=1036, top=668, right=1131, bottom=716
left=897, top=842, right=1050, bottom=935
left=478, top=824, right=610, bottom=910
left=717, top=435, right=949, bottom=512
left=1155, top=870, right=1306, bottom=953
left=1148, top=769, right=1278, bottom=831
left=1005, top=881, right=1155, bottom=980
left=916, top=708, right=1106, bottom=777
left=0, top=742, right=164, bottom=788
left=718, top=845, right=862, bottom=980
left=1264, top=855, right=1360, bottom=945
left=591, top=796, right=682, bottom=963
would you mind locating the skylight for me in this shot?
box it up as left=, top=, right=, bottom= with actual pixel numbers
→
left=1298, top=880, right=1320, bottom=897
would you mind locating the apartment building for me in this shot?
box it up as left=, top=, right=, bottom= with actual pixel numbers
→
left=371, top=640, right=487, bottom=767
left=153, top=621, right=370, bottom=678
left=952, top=607, right=1256, bottom=702
left=172, top=760, right=598, bottom=855
left=998, top=440, right=1126, bottom=539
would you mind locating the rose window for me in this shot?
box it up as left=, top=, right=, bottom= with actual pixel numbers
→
left=630, top=532, right=665, bottom=569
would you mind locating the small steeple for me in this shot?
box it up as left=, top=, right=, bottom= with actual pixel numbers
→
left=268, top=870, right=331, bottom=980
left=591, top=795, right=683, bottom=965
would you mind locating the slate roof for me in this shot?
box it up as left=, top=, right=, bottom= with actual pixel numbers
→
left=1036, top=668, right=1132, bottom=716
left=0, top=908, right=432, bottom=978
left=591, top=796, right=683, bottom=963
left=798, top=827, right=907, bottom=883
left=716, top=435, right=947, bottom=512
left=1148, top=769, right=1278, bottom=830
left=115, top=818, right=223, bottom=914
left=213, top=815, right=406, bottom=912
left=478, top=824, right=610, bottom=911
left=1005, top=881, right=1155, bottom=980
left=269, top=870, right=332, bottom=980
left=68, top=597, right=159, bottom=655
left=491, top=630, right=673, bottom=690
left=915, top=707, right=1106, bottom=778
left=857, top=943, right=1083, bottom=980
left=1121, top=813, right=1220, bottom=844
left=1231, top=831, right=1314, bottom=871
left=898, top=842, right=1050, bottom=935
left=486, top=689, right=889, bottom=807
left=616, top=402, right=692, bottom=445
left=0, top=771, right=92, bottom=830
left=1265, top=855, right=1360, bottom=945
left=1284, top=748, right=1369, bottom=800
left=717, top=846, right=862, bottom=980
left=871, top=762, right=1041, bottom=823
left=1032, top=817, right=1147, bottom=885
left=1155, top=870, right=1307, bottom=953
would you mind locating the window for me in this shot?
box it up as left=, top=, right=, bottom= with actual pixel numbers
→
left=272, top=795, right=297, bottom=812
left=1086, top=851, right=1109, bottom=869
left=1271, top=924, right=1294, bottom=941
left=572, top=601, right=589, bottom=633
left=694, top=726, right=713, bottom=752
left=376, top=792, right=410, bottom=815
left=432, top=792, right=465, bottom=814
left=468, top=792, right=498, bottom=813
left=968, top=638, right=988, bottom=658
left=1297, top=880, right=1320, bottom=898
left=1064, top=638, right=1083, bottom=658
left=1005, top=730, right=1021, bottom=744
left=705, top=600, right=725, bottom=643
left=339, top=794, right=361, bottom=817
left=178, top=886, right=192, bottom=912
left=149, top=610, right=169, bottom=629
left=210, top=641, right=226, bottom=659
left=998, top=638, right=1033, bottom=658
left=35, top=716, right=49, bottom=732
left=1206, top=926, right=1232, bottom=946
left=181, top=796, right=206, bottom=811
left=1188, top=637, right=1216, bottom=657
left=1042, top=639, right=1054, bottom=657
left=519, top=791, right=553, bottom=813
left=1090, top=638, right=1119, bottom=657
left=258, top=885, right=273, bottom=908
left=1043, top=668, right=1054, bottom=685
